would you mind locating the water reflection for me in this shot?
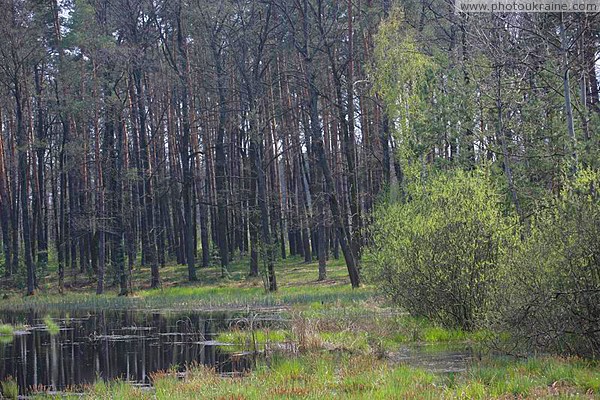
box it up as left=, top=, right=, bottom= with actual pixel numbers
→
left=392, top=344, right=475, bottom=373
left=0, top=310, right=262, bottom=394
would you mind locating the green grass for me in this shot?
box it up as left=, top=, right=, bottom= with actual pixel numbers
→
left=0, top=324, right=16, bottom=344
left=43, top=316, right=60, bottom=335
left=0, top=376, right=18, bottom=400
left=445, top=357, right=600, bottom=399
left=84, top=353, right=444, bottom=399
left=0, top=324, right=14, bottom=336
left=0, top=256, right=374, bottom=312
left=288, top=305, right=490, bottom=355
left=46, top=354, right=599, bottom=399
left=317, top=331, right=371, bottom=352
left=3, top=255, right=600, bottom=399
left=216, top=329, right=291, bottom=351
left=420, top=326, right=490, bottom=343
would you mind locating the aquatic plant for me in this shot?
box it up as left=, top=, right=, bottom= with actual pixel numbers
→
left=0, top=324, right=14, bottom=336
left=0, top=324, right=15, bottom=344
left=43, top=316, right=60, bottom=335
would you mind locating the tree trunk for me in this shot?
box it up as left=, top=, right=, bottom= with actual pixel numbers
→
left=560, top=17, right=578, bottom=172
left=212, top=45, right=230, bottom=273
left=14, top=80, right=36, bottom=295
left=177, top=9, right=198, bottom=282
left=133, top=69, right=160, bottom=288
left=304, top=56, right=360, bottom=288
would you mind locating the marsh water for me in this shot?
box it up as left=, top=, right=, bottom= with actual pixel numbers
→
left=0, top=308, right=475, bottom=395
left=0, top=309, right=285, bottom=394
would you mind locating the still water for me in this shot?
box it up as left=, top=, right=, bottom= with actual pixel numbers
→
left=0, top=309, right=279, bottom=394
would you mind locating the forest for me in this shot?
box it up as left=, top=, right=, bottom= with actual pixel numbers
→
left=0, top=0, right=599, bottom=398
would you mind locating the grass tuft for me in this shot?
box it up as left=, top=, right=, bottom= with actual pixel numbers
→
left=0, top=323, right=14, bottom=336
left=43, top=316, right=60, bottom=336
left=216, top=329, right=291, bottom=352
left=0, top=376, right=18, bottom=400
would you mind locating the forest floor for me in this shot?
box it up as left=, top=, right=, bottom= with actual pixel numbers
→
left=1, top=256, right=599, bottom=399
left=0, top=256, right=373, bottom=311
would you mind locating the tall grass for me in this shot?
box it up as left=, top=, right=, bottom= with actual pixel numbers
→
left=0, top=376, right=18, bottom=400
left=81, top=354, right=599, bottom=399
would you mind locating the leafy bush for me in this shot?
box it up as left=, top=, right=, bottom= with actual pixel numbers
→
left=367, top=171, right=519, bottom=330
left=495, top=169, right=600, bottom=357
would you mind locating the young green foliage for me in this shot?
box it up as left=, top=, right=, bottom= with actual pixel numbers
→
left=368, top=170, right=520, bottom=330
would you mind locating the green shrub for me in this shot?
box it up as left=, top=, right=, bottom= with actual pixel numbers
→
left=496, top=169, right=600, bottom=358
left=367, top=170, right=519, bottom=330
